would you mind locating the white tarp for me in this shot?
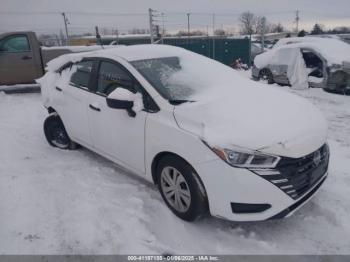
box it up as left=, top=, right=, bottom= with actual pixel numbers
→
left=286, top=48, right=309, bottom=90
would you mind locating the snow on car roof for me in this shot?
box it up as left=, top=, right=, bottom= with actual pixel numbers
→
left=46, top=44, right=189, bottom=72
left=272, top=37, right=350, bottom=65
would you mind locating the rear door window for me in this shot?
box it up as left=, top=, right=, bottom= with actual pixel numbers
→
left=70, top=61, right=94, bottom=89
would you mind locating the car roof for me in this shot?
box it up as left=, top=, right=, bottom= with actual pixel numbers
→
left=272, top=37, right=350, bottom=64
left=46, top=44, right=189, bottom=72
left=90, top=44, right=187, bottom=61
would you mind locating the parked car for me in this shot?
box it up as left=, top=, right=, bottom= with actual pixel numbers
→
left=38, top=45, right=329, bottom=222
left=250, top=42, right=265, bottom=64
left=252, top=37, right=350, bottom=94
left=0, top=31, right=105, bottom=86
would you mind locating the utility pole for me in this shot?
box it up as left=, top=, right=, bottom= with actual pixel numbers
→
left=261, top=16, right=266, bottom=53
left=95, top=26, right=104, bottom=48
left=115, top=28, right=119, bottom=45
left=148, top=8, right=155, bottom=44
left=187, top=13, right=191, bottom=37
left=62, top=12, right=69, bottom=45
left=295, top=10, right=300, bottom=33
left=161, top=13, right=165, bottom=36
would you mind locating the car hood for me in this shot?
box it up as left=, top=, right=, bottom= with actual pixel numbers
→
left=173, top=84, right=328, bottom=158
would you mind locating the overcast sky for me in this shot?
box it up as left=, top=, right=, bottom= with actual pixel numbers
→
left=1, top=0, right=349, bottom=35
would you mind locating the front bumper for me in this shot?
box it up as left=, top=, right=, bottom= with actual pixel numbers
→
left=195, top=145, right=329, bottom=222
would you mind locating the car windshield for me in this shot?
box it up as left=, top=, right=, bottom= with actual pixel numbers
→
left=131, top=56, right=193, bottom=102
left=130, top=52, right=240, bottom=102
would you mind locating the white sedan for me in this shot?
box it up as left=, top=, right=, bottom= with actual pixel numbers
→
left=38, top=45, right=329, bottom=222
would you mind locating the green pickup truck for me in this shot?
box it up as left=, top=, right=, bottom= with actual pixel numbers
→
left=0, top=31, right=103, bottom=86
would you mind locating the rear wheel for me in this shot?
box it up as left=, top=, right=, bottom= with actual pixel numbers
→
left=259, top=68, right=274, bottom=84
left=156, top=155, right=208, bottom=221
left=43, top=113, right=78, bottom=150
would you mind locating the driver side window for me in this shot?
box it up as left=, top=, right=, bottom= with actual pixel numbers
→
left=97, top=61, right=134, bottom=96
left=0, top=35, right=31, bottom=53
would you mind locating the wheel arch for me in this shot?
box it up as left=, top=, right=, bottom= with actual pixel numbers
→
left=151, top=151, right=208, bottom=198
left=47, top=106, right=56, bottom=114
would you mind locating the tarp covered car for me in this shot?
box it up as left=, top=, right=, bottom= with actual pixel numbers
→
left=252, top=37, right=350, bottom=94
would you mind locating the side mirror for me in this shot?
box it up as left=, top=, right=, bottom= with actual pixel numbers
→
left=106, top=88, right=139, bottom=117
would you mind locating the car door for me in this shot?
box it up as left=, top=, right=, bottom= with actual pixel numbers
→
left=87, top=59, right=148, bottom=174
left=56, top=60, right=95, bottom=147
left=0, top=34, right=41, bottom=85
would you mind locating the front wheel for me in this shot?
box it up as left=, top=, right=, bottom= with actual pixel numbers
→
left=259, top=68, right=274, bottom=84
left=157, top=155, right=208, bottom=221
left=43, top=113, right=78, bottom=150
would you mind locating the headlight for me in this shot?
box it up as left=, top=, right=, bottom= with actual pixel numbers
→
left=211, top=147, right=280, bottom=168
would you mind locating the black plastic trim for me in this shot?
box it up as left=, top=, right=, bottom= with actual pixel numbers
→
left=268, top=175, right=327, bottom=220
left=231, top=202, right=271, bottom=214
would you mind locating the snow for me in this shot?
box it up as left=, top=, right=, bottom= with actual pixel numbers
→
left=255, top=38, right=350, bottom=86
left=309, top=76, right=324, bottom=83
left=174, top=84, right=327, bottom=158
left=1, top=85, right=350, bottom=254
left=44, top=44, right=208, bottom=73
left=42, top=45, right=106, bottom=52
left=272, top=37, right=350, bottom=65
left=80, top=34, right=150, bottom=40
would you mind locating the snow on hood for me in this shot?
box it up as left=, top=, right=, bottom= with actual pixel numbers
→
left=174, top=82, right=328, bottom=158
left=255, top=37, right=350, bottom=68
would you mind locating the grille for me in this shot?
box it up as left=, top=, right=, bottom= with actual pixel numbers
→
left=253, top=144, right=329, bottom=200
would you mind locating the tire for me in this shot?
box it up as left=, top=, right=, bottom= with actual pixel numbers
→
left=156, top=155, right=208, bottom=221
left=259, top=68, right=274, bottom=84
left=43, top=113, right=78, bottom=150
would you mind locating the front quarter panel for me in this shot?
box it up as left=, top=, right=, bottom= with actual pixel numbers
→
left=145, top=109, right=217, bottom=182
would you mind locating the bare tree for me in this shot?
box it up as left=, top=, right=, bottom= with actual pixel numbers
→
left=255, top=16, right=270, bottom=34
left=177, top=30, right=206, bottom=36
left=310, top=23, right=325, bottom=35
left=214, top=29, right=226, bottom=36
left=239, top=12, right=256, bottom=36
left=271, top=22, right=285, bottom=33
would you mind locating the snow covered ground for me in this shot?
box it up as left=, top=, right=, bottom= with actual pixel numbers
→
left=1, top=79, right=350, bottom=254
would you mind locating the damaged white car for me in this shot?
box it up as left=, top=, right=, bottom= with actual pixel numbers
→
left=38, top=45, right=329, bottom=222
left=252, top=37, right=350, bottom=94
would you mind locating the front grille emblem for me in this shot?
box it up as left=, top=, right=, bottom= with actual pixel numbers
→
left=313, top=150, right=322, bottom=166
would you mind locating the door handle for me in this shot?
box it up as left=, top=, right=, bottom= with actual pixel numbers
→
left=22, top=55, right=32, bottom=60
left=55, top=86, right=62, bottom=92
left=89, top=104, right=101, bottom=112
